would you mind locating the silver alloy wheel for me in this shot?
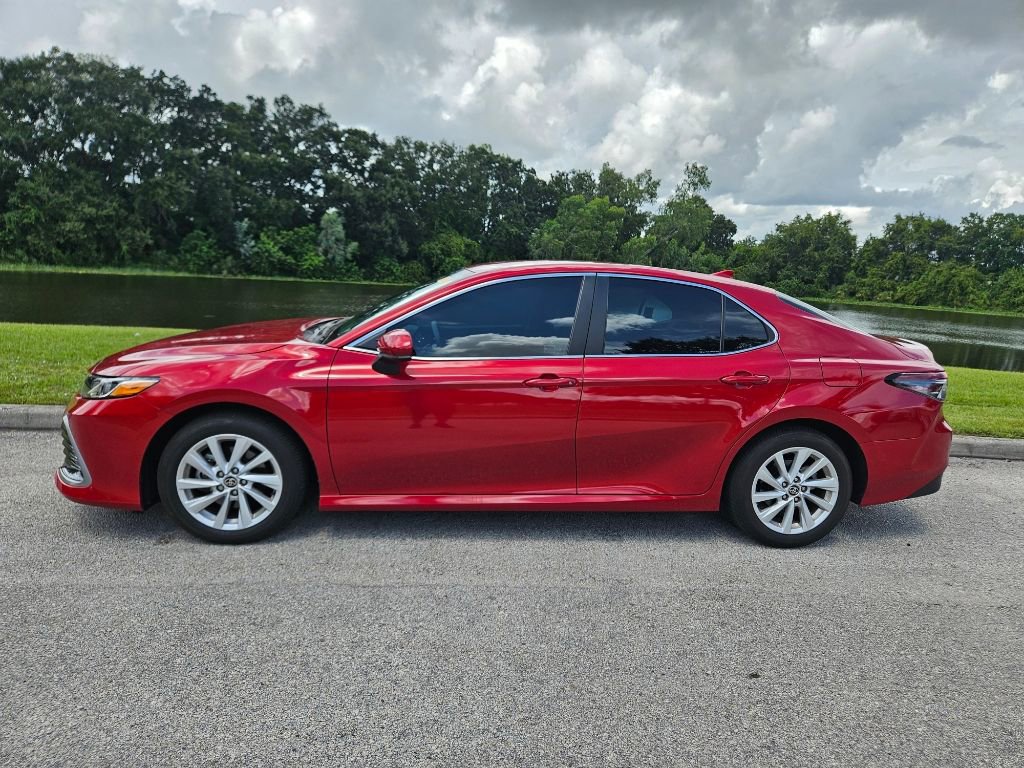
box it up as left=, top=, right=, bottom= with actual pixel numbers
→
left=750, top=447, right=839, bottom=535
left=174, top=433, right=283, bottom=531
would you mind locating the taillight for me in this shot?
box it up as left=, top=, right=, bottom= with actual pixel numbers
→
left=885, top=372, right=948, bottom=401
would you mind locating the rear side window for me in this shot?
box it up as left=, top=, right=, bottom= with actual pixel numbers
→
left=602, top=277, right=722, bottom=354
left=723, top=298, right=770, bottom=351
left=357, top=276, right=583, bottom=358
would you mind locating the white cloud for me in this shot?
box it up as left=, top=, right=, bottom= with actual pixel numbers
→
left=595, top=70, right=729, bottom=175
left=973, top=158, right=1024, bottom=209
left=457, top=35, right=544, bottom=109
left=568, top=39, right=645, bottom=94
left=231, top=6, right=333, bottom=80
left=807, top=19, right=929, bottom=70
left=783, top=106, right=837, bottom=152
left=988, top=71, right=1016, bottom=91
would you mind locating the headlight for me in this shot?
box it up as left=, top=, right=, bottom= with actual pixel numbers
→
left=82, top=374, right=160, bottom=399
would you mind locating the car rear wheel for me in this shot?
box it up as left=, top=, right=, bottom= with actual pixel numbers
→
left=157, top=413, right=308, bottom=543
left=725, top=429, right=852, bottom=547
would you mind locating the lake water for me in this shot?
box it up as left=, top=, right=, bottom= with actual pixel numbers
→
left=2, top=270, right=1023, bottom=372
left=817, top=302, right=1024, bottom=372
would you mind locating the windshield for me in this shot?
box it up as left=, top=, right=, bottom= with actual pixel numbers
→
left=304, top=269, right=475, bottom=345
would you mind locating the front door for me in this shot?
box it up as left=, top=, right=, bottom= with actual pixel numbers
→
left=576, top=275, right=791, bottom=496
left=327, top=274, right=591, bottom=496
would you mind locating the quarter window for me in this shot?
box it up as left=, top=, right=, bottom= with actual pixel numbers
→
left=358, top=276, right=583, bottom=358
left=723, top=297, right=770, bottom=351
left=602, top=277, right=722, bottom=355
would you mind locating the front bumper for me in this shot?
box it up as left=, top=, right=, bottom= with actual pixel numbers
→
left=57, top=415, right=91, bottom=488
left=54, top=395, right=162, bottom=509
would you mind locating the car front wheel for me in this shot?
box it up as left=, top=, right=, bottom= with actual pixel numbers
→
left=157, top=413, right=308, bottom=543
left=725, top=429, right=852, bottom=547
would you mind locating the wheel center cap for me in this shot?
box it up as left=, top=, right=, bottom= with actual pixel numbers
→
left=224, top=476, right=238, bottom=488
left=788, top=486, right=799, bottom=496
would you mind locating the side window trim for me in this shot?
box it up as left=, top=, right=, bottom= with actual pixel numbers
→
left=344, top=272, right=593, bottom=360
left=584, top=273, right=779, bottom=357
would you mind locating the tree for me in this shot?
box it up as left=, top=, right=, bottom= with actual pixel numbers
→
left=957, top=212, right=1024, bottom=273
left=528, top=196, right=625, bottom=262
left=317, top=211, right=360, bottom=279
left=619, top=163, right=735, bottom=272
left=421, top=230, right=481, bottom=277
left=3, top=47, right=1024, bottom=306
left=177, top=229, right=231, bottom=275
left=547, top=164, right=659, bottom=245
left=755, top=213, right=856, bottom=296
left=992, top=268, right=1024, bottom=312
left=898, top=261, right=986, bottom=308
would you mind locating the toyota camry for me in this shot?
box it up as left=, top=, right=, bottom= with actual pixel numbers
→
left=56, top=261, right=952, bottom=546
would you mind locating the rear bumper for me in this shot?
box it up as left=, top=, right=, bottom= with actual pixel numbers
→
left=859, top=417, right=953, bottom=506
left=907, top=471, right=943, bottom=499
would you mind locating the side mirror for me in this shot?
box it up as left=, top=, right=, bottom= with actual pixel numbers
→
left=377, top=328, right=414, bottom=360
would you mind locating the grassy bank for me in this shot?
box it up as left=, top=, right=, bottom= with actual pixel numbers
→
left=942, top=367, right=1023, bottom=438
left=2, top=322, right=1022, bottom=438
left=0, top=262, right=412, bottom=289
left=1, top=322, right=190, bottom=405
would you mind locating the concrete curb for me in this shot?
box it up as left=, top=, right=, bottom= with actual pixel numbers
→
left=1, top=403, right=1021, bottom=461
left=948, top=435, right=1024, bottom=461
left=1, top=404, right=65, bottom=431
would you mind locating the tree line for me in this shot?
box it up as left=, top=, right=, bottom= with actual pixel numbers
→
left=1, top=50, right=1023, bottom=311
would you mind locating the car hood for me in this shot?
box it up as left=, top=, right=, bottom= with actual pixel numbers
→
left=93, top=317, right=325, bottom=370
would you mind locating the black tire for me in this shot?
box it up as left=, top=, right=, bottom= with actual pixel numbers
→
left=157, top=412, right=309, bottom=543
left=724, top=429, right=852, bottom=547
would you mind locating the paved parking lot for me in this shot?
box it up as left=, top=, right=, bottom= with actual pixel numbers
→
left=1, top=428, right=1021, bottom=766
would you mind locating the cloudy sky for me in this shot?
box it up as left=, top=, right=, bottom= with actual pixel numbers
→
left=1, top=0, right=1022, bottom=237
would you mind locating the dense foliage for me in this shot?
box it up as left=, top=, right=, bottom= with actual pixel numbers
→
left=2, top=50, right=1023, bottom=311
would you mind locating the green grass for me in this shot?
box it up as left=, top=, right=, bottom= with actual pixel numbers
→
left=944, top=366, right=1024, bottom=438
left=1, top=323, right=1022, bottom=438
left=0, top=322, right=190, bottom=405
left=0, top=262, right=412, bottom=288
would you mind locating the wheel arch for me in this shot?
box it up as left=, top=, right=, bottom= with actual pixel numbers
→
left=140, top=402, right=319, bottom=509
left=720, top=417, right=868, bottom=506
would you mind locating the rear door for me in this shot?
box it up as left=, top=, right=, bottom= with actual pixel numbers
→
left=576, top=275, right=790, bottom=496
left=327, top=274, right=594, bottom=496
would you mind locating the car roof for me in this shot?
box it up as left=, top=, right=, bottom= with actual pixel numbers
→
left=464, top=260, right=774, bottom=296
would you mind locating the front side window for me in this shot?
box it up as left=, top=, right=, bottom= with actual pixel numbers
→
left=602, top=277, right=723, bottom=355
left=357, top=276, right=583, bottom=358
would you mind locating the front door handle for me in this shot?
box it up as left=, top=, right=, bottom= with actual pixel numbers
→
left=523, top=375, right=579, bottom=391
left=720, top=372, right=771, bottom=387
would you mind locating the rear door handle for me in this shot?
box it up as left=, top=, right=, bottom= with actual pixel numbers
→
left=523, top=375, right=579, bottom=391
left=720, top=372, right=771, bottom=386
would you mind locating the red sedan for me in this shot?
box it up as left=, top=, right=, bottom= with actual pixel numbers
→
left=56, top=261, right=951, bottom=546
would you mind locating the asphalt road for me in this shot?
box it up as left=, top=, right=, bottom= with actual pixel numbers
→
left=1, top=429, right=1021, bottom=767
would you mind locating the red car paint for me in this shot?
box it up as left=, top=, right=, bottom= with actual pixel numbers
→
left=56, top=261, right=951, bottom=515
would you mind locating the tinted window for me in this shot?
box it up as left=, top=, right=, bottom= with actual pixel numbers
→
left=723, top=298, right=770, bottom=351
left=602, top=278, right=722, bottom=355
left=358, top=276, right=583, bottom=358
